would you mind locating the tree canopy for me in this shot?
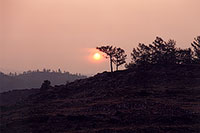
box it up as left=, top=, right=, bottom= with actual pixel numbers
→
left=191, top=36, right=200, bottom=63
left=97, top=46, right=127, bottom=72
left=97, top=46, right=115, bottom=72
left=113, top=47, right=127, bottom=71
left=127, top=36, right=200, bottom=68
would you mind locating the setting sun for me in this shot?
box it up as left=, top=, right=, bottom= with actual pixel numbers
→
left=93, top=53, right=101, bottom=60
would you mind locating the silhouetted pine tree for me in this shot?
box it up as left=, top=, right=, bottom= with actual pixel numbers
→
left=131, top=43, right=151, bottom=65
left=113, top=47, right=127, bottom=71
left=129, top=37, right=177, bottom=66
left=96, top=46, right=115, bottom=72
left=127, top=37, right=192, bottom=67
left=176, top=48, right=193, bottom=64
left=149, top=37, right=177, bottom=65
left=191, top=36, right=200, bottom=63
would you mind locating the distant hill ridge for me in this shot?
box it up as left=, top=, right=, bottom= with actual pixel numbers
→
left=0, top=69, right=86, bottom=92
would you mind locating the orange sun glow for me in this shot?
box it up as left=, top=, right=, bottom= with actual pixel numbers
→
left=93, top=53, right=101, bottom=60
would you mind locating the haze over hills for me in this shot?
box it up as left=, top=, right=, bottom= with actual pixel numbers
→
left=1, top=0, right=200, bottom=74
left=0, top=69, right=86, bottom=93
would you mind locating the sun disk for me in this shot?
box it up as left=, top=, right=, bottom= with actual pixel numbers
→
left=93, top=53, right=101, bottom=60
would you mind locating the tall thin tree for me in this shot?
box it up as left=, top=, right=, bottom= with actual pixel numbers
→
left=191, top=36, right=200, bottom=63
left=113, top=47, right=127, bottom=71
left=96, top=46, right=115, bottom=72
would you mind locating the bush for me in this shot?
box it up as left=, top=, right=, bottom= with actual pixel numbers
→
left=40, top=80, right=51, bottom=90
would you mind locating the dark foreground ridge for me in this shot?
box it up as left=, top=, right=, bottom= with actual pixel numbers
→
left=1, top=64, right=200, bottom=133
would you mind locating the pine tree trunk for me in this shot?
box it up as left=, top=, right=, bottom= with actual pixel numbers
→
left=116, top=58, right=119, bottom=71
left=110, top=56, right=113, bottom=72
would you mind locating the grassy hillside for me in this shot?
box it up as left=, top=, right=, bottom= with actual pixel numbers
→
left=0, top=64, right=200, bottom=133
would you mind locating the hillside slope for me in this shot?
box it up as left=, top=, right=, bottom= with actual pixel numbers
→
left=0, top=65, right=200, bottom=133
left=0, top=71, right=86, bottom=93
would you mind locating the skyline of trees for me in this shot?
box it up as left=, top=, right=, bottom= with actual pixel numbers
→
left=6, top=68, right=83, bottom=77
left=127, top=36, right=200, bottom=68
left=97, top=36, right=200, bottom=71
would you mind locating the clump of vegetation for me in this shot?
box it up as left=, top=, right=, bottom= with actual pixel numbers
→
left=40, top=80, right=52, bottom=90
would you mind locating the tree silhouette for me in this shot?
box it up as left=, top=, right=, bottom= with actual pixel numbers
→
left=58, top=68, right=62, bottom=73
left=149, top=37, right=177, bottom=65
left=96, top=46, right=115, bottom=72
left=129, top=37, right=177, bottom=66
left=176, top=48, right=193, bottom=64
left=113, top=47, right=127, bottom=71
left=127, top=36, right=200, bottom=68
left=40, top=80, right=51, bottom=90
left=191, top=36, right=200, bottom=63
left=131, top=43, right=151, bottom=65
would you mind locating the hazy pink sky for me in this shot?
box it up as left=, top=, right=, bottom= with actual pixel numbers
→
left=0, top=0, right=200, bottom=75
